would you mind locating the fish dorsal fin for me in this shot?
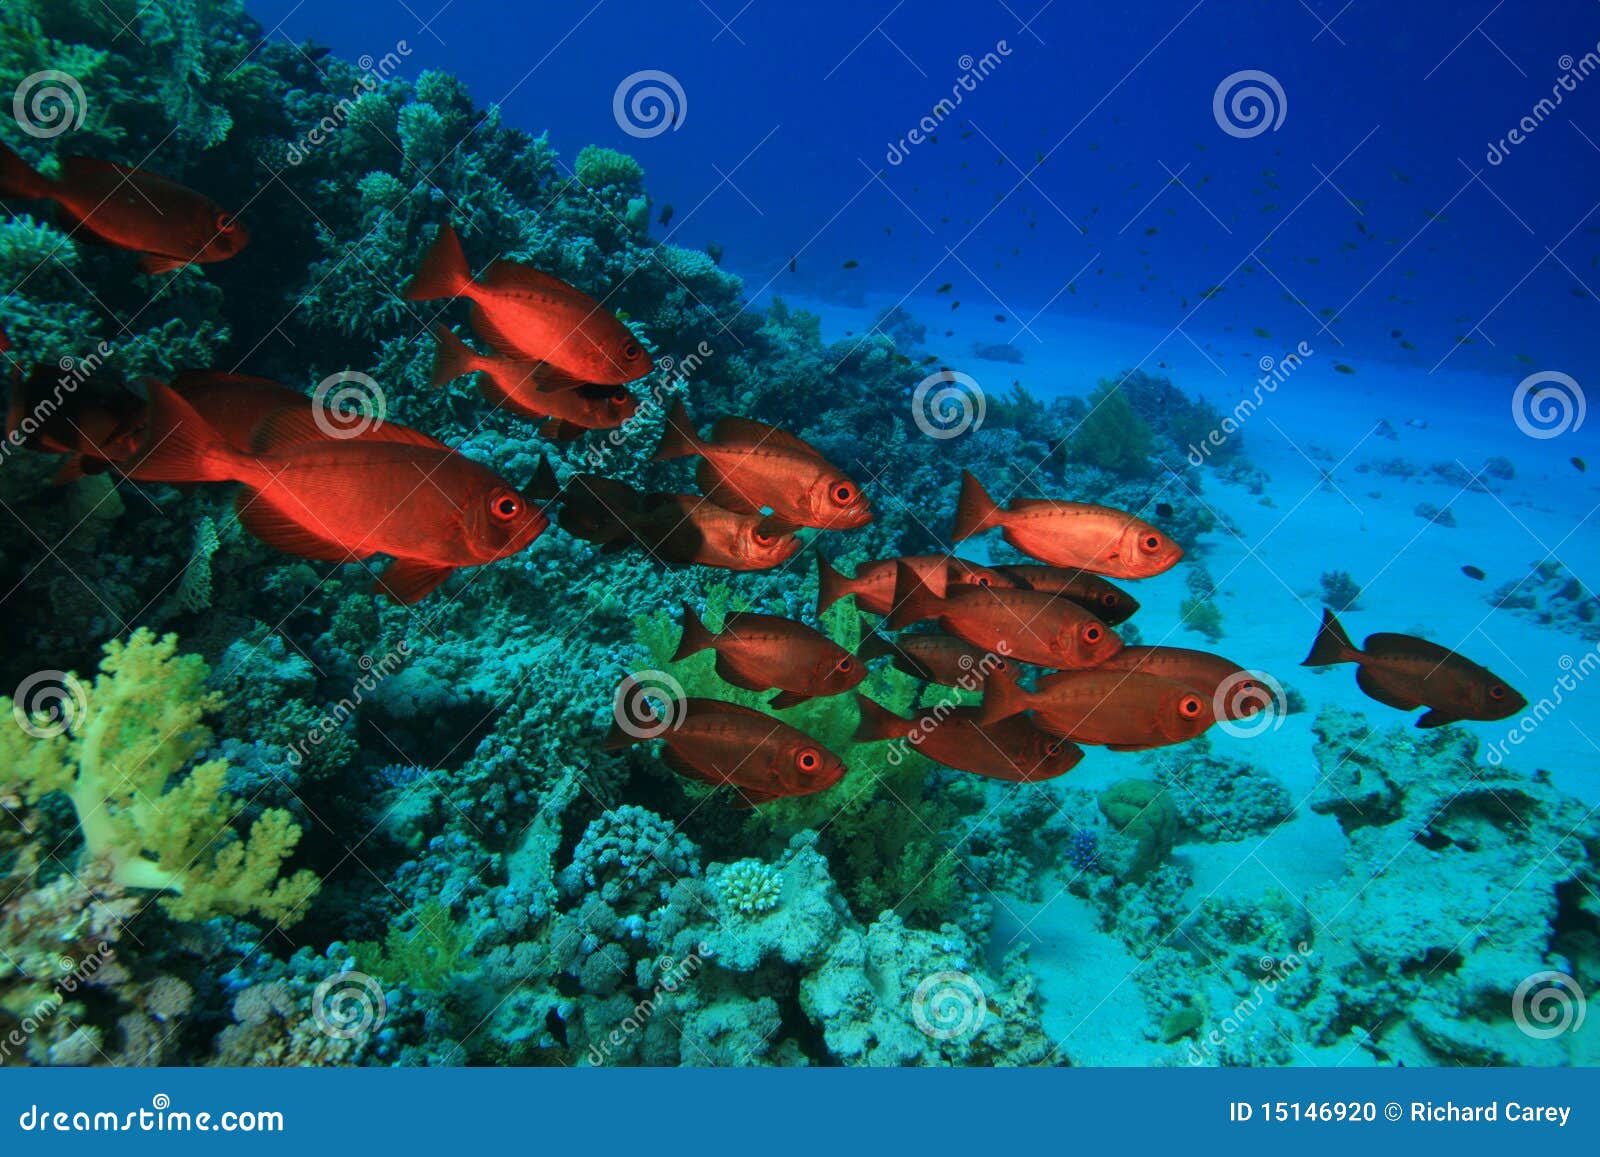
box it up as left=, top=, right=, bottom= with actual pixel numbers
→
left=710, top=415, right=818, bottom=457
left=251, top=406, right=448, bottom=453
left=234, top=488, right=355, bottom=562
left=374, top=558, right=456, bottom=604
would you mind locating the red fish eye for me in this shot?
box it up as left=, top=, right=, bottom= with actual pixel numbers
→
left=1144, top=534, right=1162, bottom=551
left=489, top=492, right=521, bottom=521
left=1490, top=685, right=1506, bottom=700
left=832, top=484, right=854, bottom=504
left=1083, top=624, right=1102, bottom=643
left=797, top=748, right=820, bottom=771
left=1180, top=696, right=1202, bottom=717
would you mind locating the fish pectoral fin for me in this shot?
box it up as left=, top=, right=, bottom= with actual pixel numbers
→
left=138, top=253, right=189, bottom=275
left=1355, top=665, right=1422, bottom=711
left=374, top=558, right=456, bottom=604
left=1415, top=709, right=1462, bottom=729
left=233, top=489, right=354, bottom=561
left=767, top=690, right=813, bottom=709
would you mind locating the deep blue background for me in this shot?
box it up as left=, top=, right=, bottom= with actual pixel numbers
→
left=244, top=0, right=1599, bottom=382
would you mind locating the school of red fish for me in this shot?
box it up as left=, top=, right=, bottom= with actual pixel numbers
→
left=0, top=144, right=1529, bottom=809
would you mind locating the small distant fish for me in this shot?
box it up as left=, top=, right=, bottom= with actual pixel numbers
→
left=842, top=259, right=859, bottom=269
left=604, top=697, right=845, bottom=808
left=674, top=605, right=864, bottom=708
left=1461, top=565, right=1485, bottom=581
left=658, top=204, right=674, bottom=228
left=1301, top=609, right=1526, bottom=727
left=0, top=143, right=248, bottom=274
left=1572, top=457, right=1587, bottom=473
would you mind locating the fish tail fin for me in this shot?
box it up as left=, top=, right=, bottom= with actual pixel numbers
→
left=0, top=143, right=53, bottom=200
left=672, top=602, right=715, bottom=661
left=405, top=223, right=472, bottom=301
left=651, top=399, right=702, bottom=461
left=887, top=560, right=942, bottom=630
left=122, top=381, right=258, bottom=484
left=851, top=693, right=912, bottom=742
left=815, top=550, right=851, bottom=615
left=951, top=469, right=1003, bottom=542
left=1302, top=607, right=1360, bottom=666
left=429, top=325, right=477, bottom=388
left=978, top=663, right=1029, bottom=727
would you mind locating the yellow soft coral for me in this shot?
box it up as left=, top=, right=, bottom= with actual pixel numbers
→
left=0, top=629, right=320, bottom=925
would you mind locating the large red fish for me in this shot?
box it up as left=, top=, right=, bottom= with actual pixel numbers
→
left=604, top=697, right=846, bottom=807
left=995, top=564, right=1140, bottom=626
left=980, top=666, right=1212, bottom=750
left=1097, top=646, right=1267, bottom=722
left=853, top=694, right=1083, bottom=783
left=888, top=561, right=1121, bottom=669
left=1302, top=609, right=1526, bottom=727
left=857, top=631, right=1013, bottom=687
left=674, top=605, right=864, bottom=707
left=124, top=383, right=548, bottom=603
left=952, top=471, right=1182, bottom=578
left=0, top=144, right=248, bottom=274
left=816, top=552, right=1013, bottom=615
left=430, top=326, right=638, bottom=439
left=405, top=224, right=651, bottom=386
left=654, top=400, right=871, bottom=533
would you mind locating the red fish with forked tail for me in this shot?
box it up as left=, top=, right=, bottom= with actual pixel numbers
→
left=405, top=224, right=651, bottom=386
left=654, top=400, right=872, bottom=534
left=674, top=605, right=864, bottom=707
left=952, top=470, right=1182, bottom=579
left=853, top=694, right=1083, bottom=783
left=0, top=144, right=249, bottom=274
left=123, top=383, right=548, bottom=603
left=604, top=696, right=846, bottom=807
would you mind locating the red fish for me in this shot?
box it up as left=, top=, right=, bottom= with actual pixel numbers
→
left=0, top=144, right=248, bottom=274
left=430, top=325, right=638, bottom=438
left=980, top=666, right=1212, bottom=750
left=124, top=383, right=548, bottom=603
left=816, top=551, right=1014, bottom=615
left=1097, top=646, right=1267, bottom=722
left=888, top=561, right=1121, bottom=669
left=1302, top=609, right=1526, bottom=727
left=857, top=631, right=1013, bottom=687
left=674, top=605, right=864, bottom=707
left=853, top=694, right=1083, bottom=782
left=995, top=564, right=1140, bottom=625
left=405, top=224, right=651, bottom=386
left=654, top=400, right=871, bottom=533
left=604, top=697, right=846, bottom=807
left=952, top=470, right=1183, bottom=578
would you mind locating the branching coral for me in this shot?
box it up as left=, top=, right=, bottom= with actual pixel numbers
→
left=0, top=629, right=320, bottom=925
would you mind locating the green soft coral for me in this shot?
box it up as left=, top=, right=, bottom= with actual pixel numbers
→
left=0, top=629, right=320, bottom=925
